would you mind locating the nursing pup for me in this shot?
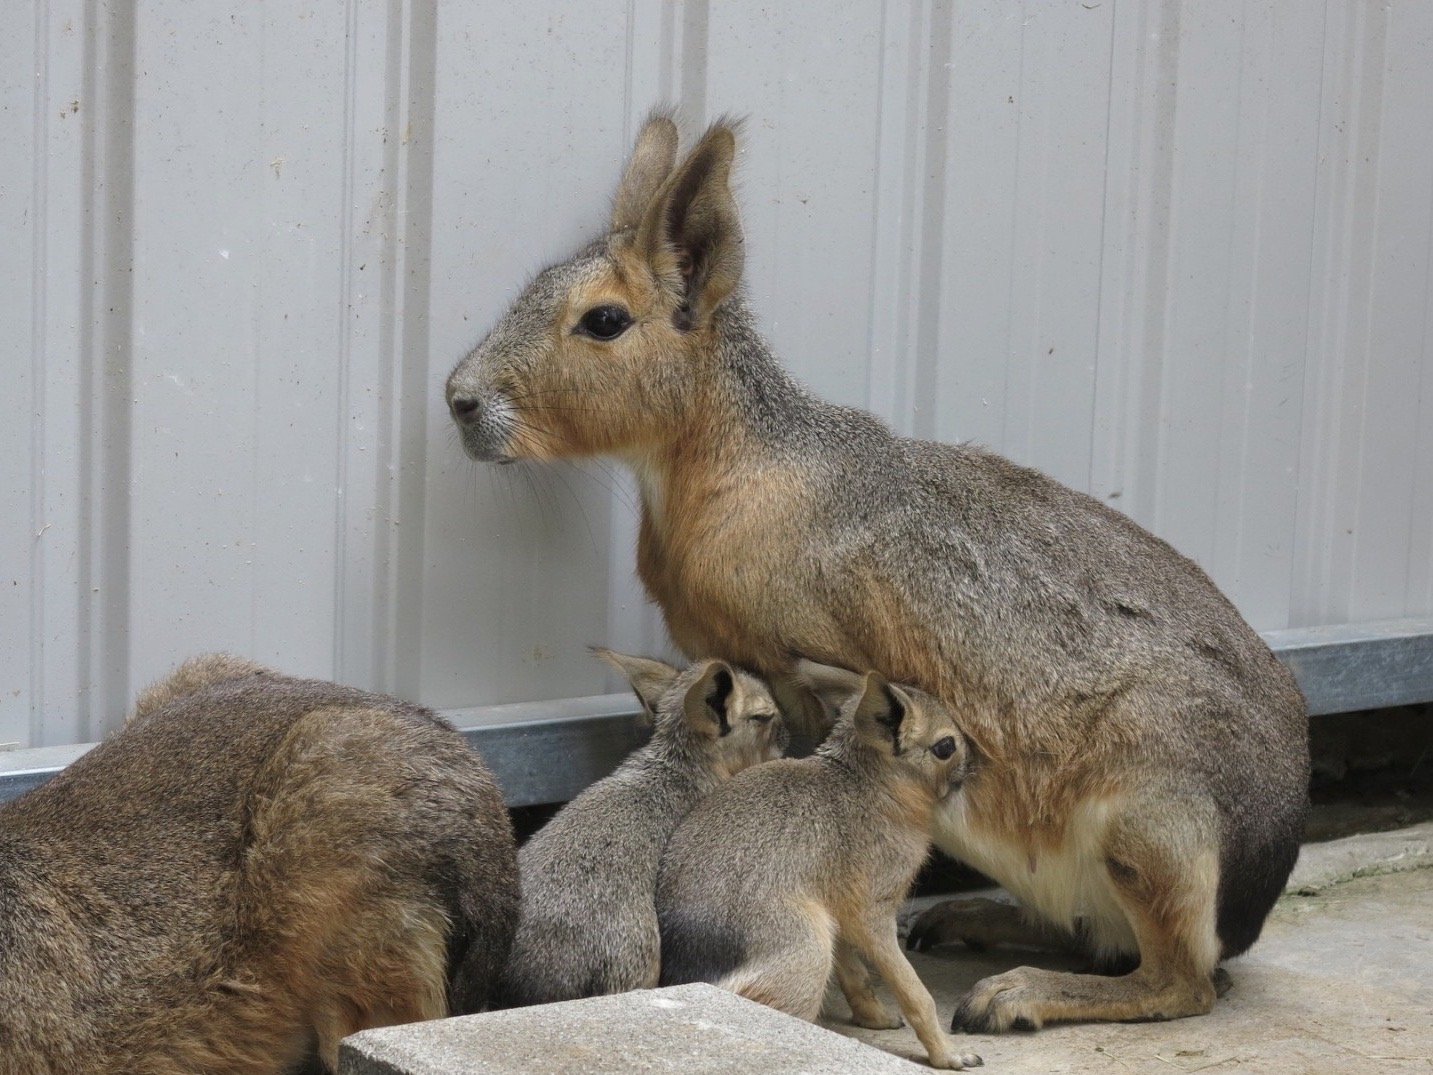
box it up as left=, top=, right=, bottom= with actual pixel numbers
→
left=657, top=663, right=981, bottom=1071
left=0, top=655, right=518, bottom=1075
left=498, top=650, right=785, bottom=1006
left=446, top=112, right=1310, bottom=1031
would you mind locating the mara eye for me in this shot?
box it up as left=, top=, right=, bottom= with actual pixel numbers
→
left=751, top=713, right=776, bottom=725
left=931, top=736, right=957, bottom=760
left=577, top=304, right=633, bottom=340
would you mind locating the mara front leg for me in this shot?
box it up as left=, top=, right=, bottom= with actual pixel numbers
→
left=840, top=914, right=982, bottom=1070
left=832, top=939, right=903, bottom=1030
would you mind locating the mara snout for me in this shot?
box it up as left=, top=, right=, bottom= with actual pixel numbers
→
left=446, top=109, right=1310, bottom=1033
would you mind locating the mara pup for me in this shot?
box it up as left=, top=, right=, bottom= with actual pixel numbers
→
left=444, top=112, right=1311, bottom=1032
left=657, top=662, right=980, bottom=1071
left=0, top=655, right=518, bottom=1075
left=499, top=650, right=785, bottom=1006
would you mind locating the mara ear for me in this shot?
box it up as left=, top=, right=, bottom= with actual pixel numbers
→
left=611, top=110, right=680, bottom=234
left=592, top=647, right=680, bottom=717
left=792, top=659, right=867, bottom=718
left=635, top=117, right=744, bottom=328
left=682, top=659, right=735, bottom=738
left=851, top=672, right=907, bottom=755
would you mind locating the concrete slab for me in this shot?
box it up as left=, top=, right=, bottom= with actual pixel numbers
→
left=1285, top=819, right=1433, bottom=893
left=340, top=983, right=931, bottom=1075
left=829, top=845, right=1433, bottom=1073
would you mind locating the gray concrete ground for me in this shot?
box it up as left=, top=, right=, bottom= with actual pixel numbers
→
left=830, top=823, right=1433, bottom=1074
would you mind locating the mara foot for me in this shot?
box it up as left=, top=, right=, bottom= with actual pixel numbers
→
left=950, top=964, right=1217, bottom=1033
left=907, top=898, right=1077, bottom=956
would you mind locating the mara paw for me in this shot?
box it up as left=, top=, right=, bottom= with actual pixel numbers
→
left=950, top=968, right=1046, bottom=1034
left=851, top=1006, right=905, bottom=1031
left=906, top=898, right=1019, bottom=954
left=927, top=1043, right=984, bottom=1070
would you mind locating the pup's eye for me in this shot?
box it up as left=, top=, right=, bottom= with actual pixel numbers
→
left=931, top=736, right=957, bottom=760
left=577, top=305, right=633, bottom=340
left=751, top=713, right=776, bottom=725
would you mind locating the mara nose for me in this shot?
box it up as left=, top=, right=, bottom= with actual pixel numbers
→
left=450, top=395, right=481, bottom=424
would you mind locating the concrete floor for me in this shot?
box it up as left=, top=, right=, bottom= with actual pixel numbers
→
left=825, top=826, right=1433, bottom=1074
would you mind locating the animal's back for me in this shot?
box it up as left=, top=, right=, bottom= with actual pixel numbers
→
left=789, top=411, right=1296, bottom=715
left=657, top=758, right=840, bottom=987
left=0, top=660, right=517, bottom=1074
left=0, top=662, right=294, bottom=1064
left=502, top=764, right=700, bottom=1005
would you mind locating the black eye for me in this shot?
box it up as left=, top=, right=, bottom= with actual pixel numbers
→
left=577, top=304, right=632, bottom=340
left=751, top=713, right=775, bottom=725
left=931, top=736, right=957, bottom=760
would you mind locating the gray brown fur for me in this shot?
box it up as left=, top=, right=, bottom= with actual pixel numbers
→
left=0, top=654, right=518, bottom=1075
left=498, top=651, right=785, bottom=1006
left=657, top=665, right=980, bottom=1070
left=444, top=112, right=1311, bottom=1032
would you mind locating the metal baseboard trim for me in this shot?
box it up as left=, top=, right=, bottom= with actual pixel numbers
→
left=1264, top=617, right=1433, bottom=717
left=3, top=619, right=1430, bottom=807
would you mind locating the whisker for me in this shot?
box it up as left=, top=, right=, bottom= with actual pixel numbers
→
left=549, top=463, right=602, bottom=554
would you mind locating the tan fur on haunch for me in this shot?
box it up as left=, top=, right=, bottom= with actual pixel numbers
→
left=445, top=113, right=1311, bottom=1032
left=657, top=671, right=981, bottom=1070
left=0, top=657, right=518, bottom=1075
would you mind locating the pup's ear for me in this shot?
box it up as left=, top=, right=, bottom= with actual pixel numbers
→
left=635, top=117, right=744, bottom=328
left=851, top=672, right=907, bottom=755
left=792, top=659, right=867, bottom=718
left=611, top=110, right=679, bottom=233
left=592, top=647, right=680, bottom=717
left=682, top=659, right=735, bottom=738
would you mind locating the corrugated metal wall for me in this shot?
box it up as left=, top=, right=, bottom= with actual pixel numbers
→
left=5, top=0, right=1431, bottom=749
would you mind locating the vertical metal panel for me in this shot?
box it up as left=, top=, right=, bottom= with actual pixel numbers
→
left=0, top=0, right=41, bottom=750
left=3, top=0, right=1431, bottom=749
left=702, top=2, right=887, bottom=403
left=419, top=0, right=637, bottom=711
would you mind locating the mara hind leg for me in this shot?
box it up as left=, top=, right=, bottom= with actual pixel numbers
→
left=906, top=898, right=1085, bottom=958
left=303, top=899, right=452, bottom=1071
left=717, top=900, right=835, bottom=1022
left=906, top=897, right=1141, bottom=976
left=951, top=798, right=1222, bottom=1033
left=237, top=707, right=495, bottom=1070
left=832, top=939, right=903, bottom=1030
left=840, top=913, right=982, bottom=1071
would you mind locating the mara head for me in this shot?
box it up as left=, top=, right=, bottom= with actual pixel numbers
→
left=797, top=660, right=970, bottom=799
left=445, top=112, right=745, bottom=464
left=594, top=648, right=787, bottom=777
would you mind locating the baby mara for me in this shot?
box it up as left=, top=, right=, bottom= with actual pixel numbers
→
left=658, top=662, right=982, bottom=1071
left=499, top=651, right=785, bottom=1006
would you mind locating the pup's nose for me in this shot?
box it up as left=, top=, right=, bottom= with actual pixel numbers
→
left=450, top=396, right=481, bottom=424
